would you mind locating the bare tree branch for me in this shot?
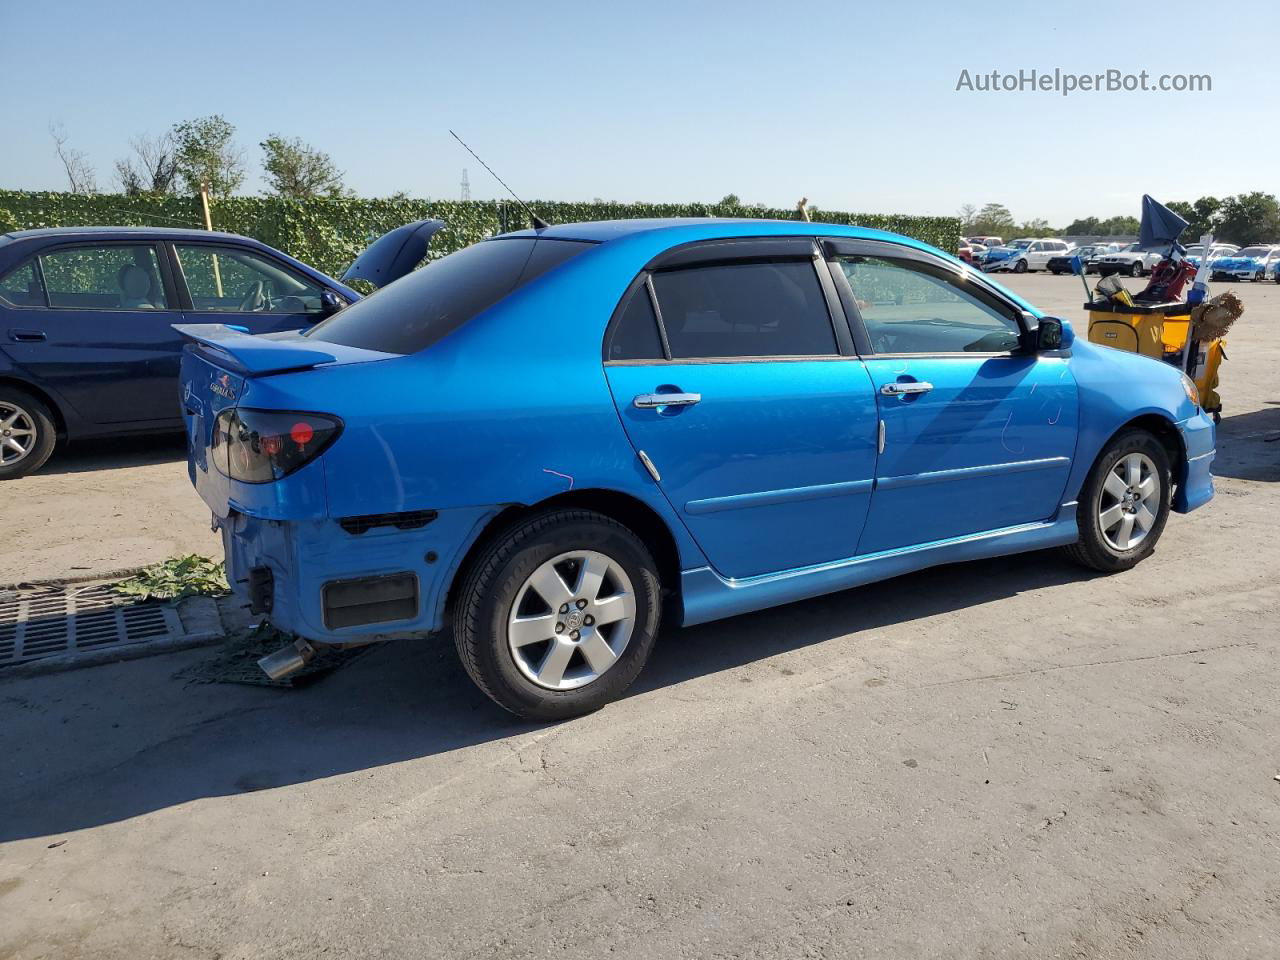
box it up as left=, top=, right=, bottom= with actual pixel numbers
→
left=49, top=123, right=97, bottom=194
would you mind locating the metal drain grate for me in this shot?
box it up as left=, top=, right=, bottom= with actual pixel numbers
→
left=0, top=584, right=184, bottom=667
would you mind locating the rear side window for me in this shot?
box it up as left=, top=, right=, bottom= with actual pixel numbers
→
left=38, top=245, right=170, bottom=310
left=307, top=238, right=592, bottom=354
left=0, top=261, right=42, bottom=307
left=650, top=260, right=837, bottom=359
left=605, top=283, right=665, bottom=361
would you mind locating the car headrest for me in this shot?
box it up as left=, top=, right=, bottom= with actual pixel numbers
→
left=118, top=264, right=151, bottom=299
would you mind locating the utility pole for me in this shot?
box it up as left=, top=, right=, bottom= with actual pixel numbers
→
left=460, top=168, right=471, bottom=202
left=200, top=181, right=224, bottom=297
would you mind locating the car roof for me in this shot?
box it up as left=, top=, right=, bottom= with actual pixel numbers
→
left=1, top=225, right=251, bottom=243
left=495, top=217, right=947, bottom=253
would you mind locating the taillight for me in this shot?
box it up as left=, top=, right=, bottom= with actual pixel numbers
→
left=212, top=408, right=342, bottom=483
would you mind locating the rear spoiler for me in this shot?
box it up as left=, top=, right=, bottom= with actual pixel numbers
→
left=173, top=324, right=340, bottom=377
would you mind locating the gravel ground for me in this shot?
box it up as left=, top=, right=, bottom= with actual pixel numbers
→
left=1, top=273, right=1277, bottom=959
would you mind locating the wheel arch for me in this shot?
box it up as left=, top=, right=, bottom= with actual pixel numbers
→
left=0, top=375, right=67, bottom=438
left=1084, top=413, right=1186, bottom=498
left=442, top=488, right=685, bottom=628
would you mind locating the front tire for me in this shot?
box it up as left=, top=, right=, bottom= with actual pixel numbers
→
left=1013, top=259, right=1028, bottom=274
left=1063, top=430, right=1171, bottom=573
left=1128, top=261, right=1143, bottom=277
left=0, top=388, right=57, bottom=480
left=453, top=509, right=662, bottom=720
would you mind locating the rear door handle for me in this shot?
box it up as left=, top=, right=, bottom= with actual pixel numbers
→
left=634, top=392, right=701, bottom=409
left=880, top=381, right=933, bottom=396
left=8, top=329, right=46, bottom=342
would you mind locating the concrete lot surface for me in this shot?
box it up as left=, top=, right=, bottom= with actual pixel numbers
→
left=2, top=274, right=1278, bottom=958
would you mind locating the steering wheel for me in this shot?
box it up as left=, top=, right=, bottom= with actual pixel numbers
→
left=239, top=281, right=265, bottom=312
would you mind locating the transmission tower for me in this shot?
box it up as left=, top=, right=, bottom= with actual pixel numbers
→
left=460, top=168, right=471, bottom=201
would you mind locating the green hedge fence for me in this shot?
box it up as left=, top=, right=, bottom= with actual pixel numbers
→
left=0, top=190, right=959, bottom=279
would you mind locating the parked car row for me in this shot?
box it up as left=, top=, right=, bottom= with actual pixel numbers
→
left=1207, top=244, right=1280, bottom=282
left=979, top=238, right=1073, bottom=274
left=1047, top=243, right=1122, bottom=275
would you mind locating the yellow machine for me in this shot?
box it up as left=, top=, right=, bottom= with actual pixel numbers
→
left=1087, top=302, right=1225, bottom=420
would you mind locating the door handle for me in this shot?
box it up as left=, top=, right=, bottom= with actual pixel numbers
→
left=634, top=392, right=701, bottom=409
left=8, top=329, right=46, bottom=342
left=880, top=381, right=933, bottom=396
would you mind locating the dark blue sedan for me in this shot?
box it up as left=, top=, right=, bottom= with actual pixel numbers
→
left=0, top=223, right=436, bottom=478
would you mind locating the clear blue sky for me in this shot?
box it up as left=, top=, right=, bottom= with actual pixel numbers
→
left=2, top=0, right=1273, bottom=225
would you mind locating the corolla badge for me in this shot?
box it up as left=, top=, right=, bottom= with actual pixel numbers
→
left=210, top=374, right=238, bottom=401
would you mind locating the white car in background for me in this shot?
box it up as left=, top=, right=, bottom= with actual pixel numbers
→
left=981, top=237, right=1072, bottom=273
left=1094, top=242, right=1165, bottom=278
left=1185, top=242, right=1238, bottom=268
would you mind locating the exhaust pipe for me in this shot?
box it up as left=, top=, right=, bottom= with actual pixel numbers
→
left=258, top=638, right=317, bottom=682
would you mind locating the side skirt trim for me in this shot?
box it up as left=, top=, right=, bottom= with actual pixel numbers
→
left=679, top=509, right=1079, bottom=626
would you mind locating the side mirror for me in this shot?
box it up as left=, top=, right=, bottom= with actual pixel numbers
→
left=319, top=290, right=345, bottom=317
left=1035, top=316, right=1074, bottom=351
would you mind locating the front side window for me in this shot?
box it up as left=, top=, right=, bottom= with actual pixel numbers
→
left=0, top=261, right=42, bottom=307
left=175, top=244, right=325, bottom=314
left=307, top=237, right=592, bottom=354
left=649, top=260, right=837, bottom=360
left=39, top=245, right=170, bottom=310
left=836, top=255, right=1023, bottom=355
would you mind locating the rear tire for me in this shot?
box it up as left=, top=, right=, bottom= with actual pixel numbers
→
left=0, top=387, right=57, bottom=480
left=453, top=509, right=662, bottom=721
left=1063, top=430, right=1172, bottom=573
left=1129, top=261, right=1143, bottom=277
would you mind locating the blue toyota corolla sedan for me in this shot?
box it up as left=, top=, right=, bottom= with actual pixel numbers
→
left=176, top=219, right=1216, bottom=719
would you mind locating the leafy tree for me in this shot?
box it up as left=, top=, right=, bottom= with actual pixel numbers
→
left=260, top=134, right=348, bottom=199
left=115, top=133, right=178, bottom=196
left=1019, top=218, right=1052, bottom=235
left=967, top=202, right=1016, bottom=238
left=49, top=124, right=96, bottom=194
left=1062, top=214, right=1138, bottom=236
left=172, top=115, right=245, bottom=197
left=1063, top=216, right=1100, bottom=235
left=1167, top=198, right=1222, bottom=241
left=719, top=193, right=741, bottom=206
left=1212, top=192, right=1280, bottom=245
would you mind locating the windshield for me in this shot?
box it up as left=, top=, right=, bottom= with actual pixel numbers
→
left=1235, top=246, right=1269, bottom=258
left=306, top=237, right=593, bottom=354
left=1007, top=240, right=1032, bottom=250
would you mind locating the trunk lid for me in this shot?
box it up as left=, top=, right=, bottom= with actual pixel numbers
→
left=176, top=323, right=397, bottom=516
left=341, top=218, right=445, bottom=289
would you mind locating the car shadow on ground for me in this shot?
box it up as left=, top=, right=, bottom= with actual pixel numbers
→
left=1, top=549, right=1097, bottom=843
left=1209, top=405, right=1280, bottom=482
left=39, top=432, right=187, bottom=476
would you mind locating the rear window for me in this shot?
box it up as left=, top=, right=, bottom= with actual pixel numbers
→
left=306, top=237, right=592, bottom=354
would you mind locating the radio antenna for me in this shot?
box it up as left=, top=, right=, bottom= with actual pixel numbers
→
left=449, top=130, right=549, bottom=230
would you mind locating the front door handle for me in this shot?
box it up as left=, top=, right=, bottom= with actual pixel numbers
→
left=880, top=381, right=933, bottom=396
left=9, top=329, right=46, bottom=342
left=634, top=392, right=701, bottom=409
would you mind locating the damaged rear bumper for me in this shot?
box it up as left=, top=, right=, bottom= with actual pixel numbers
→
left=219, top=504, right=498, bottom=644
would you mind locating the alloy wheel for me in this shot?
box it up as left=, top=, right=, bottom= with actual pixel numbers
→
left=1098, top=452, right=1161, bottom=551
left=507, top=550, right=637, bottom=690
left=0, top=401, right=38, bottom=467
